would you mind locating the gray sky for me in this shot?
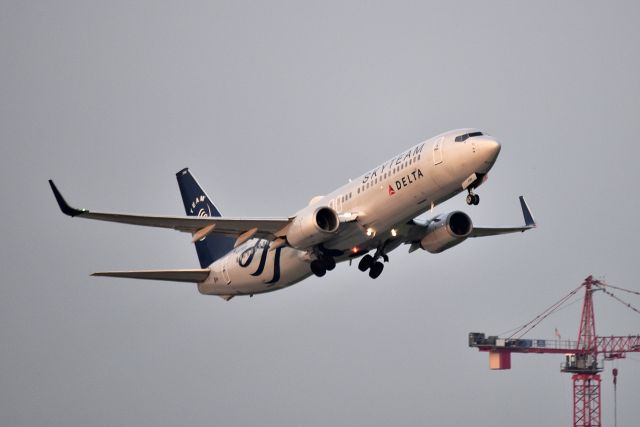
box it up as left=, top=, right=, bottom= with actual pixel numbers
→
left=2, top=1, right=640, bottom=426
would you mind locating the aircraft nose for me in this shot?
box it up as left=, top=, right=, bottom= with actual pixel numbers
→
left=480, top=138, right=501, bottom=161
left=476, top=138, right=501, bottom=172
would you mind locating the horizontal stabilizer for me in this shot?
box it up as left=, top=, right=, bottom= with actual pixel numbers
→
left=91, top=269, right=211, bottom=283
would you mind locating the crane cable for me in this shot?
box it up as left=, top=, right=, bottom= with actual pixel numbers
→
left=601, top=282, right=640, bottom=296
left=497, top=296, right=583, bottom=336
left=507, top=283, right=584, bottom=340
left=596, top=284, right=640, bottom=316
left=501, top=280, right=639, bottom=340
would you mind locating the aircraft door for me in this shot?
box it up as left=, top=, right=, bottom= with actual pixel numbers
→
left=433, top=137, right=444, bottom=165
left=222, top=261, right=231, bottom=284
left=330, top=197, right=342, bottom=213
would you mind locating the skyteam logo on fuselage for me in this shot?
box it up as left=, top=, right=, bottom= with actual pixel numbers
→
left=361, top=143, right=425, bottom=185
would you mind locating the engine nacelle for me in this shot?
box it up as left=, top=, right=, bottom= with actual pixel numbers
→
left=286, top=206, right=340, bottom=249
left=420, top=211, right=473, bottom=254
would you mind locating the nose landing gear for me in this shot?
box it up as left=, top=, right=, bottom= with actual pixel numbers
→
left=466, top=190, right=480, bottom=206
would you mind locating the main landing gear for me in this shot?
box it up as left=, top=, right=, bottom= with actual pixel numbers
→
left=357, top=248, right=389, bottom=279
left=310, top=253, right=336, bottom=277
left=466, top=189, right=480, bottom=206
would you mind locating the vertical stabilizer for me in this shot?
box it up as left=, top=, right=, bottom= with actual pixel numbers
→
left=176, top=168, right=235, bottom=268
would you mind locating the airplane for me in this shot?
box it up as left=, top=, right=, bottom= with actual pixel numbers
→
left=49, top=128, right=536, bottom=301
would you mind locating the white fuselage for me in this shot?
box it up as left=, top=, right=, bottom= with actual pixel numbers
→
left=198, top=129, right=501, bottom=297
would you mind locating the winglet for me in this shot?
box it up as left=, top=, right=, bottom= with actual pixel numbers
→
left=48, top=180, right=86, bottom=217
left=519, top=196, right=536, bottom=227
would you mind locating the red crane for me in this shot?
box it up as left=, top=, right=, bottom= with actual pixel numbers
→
left=469, top=276, right=640, bottom=427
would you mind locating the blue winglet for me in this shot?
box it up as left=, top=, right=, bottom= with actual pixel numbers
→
left=519, top=196, right=536, bottom=227
left=49, top=180, right=86, bottom=217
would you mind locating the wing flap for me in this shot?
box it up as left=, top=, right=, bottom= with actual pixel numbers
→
left=77, top=211, right=289, bottom=236
left=91, top=269, right=211, bottom=283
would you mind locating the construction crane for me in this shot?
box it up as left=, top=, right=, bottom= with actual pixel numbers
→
left=469, top=276, right=640, bottom=427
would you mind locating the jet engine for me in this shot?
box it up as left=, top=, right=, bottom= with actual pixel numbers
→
left=420, top=211, right=473, bottom=253
left=286, top=206, right=340, bottom=249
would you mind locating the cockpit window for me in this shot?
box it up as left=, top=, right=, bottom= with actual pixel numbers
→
left=455, top=131, right=483, bottom=142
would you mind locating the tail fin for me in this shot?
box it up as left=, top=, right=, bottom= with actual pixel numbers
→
left=176, top=168, right=235, bottom=268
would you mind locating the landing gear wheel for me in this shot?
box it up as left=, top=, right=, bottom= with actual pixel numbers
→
left=358, top=254, right=373, bottom=272
left=466, top=194, right=474, bottom=205
left=310, top=260, right=327, bottom=277
left=323, top=256, right=336, bottom=271
left=369, top=261, right=384, bottom=279
left=473, top=194, right=480, bottom=205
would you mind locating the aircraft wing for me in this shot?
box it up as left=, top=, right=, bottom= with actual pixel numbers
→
left=49, top=180, right=290, bottom=239
left=469, top=196, right=536, bottom=237
left=92, top=269, right=211, bottom=283
left=404, top=196, right=536, bottom=252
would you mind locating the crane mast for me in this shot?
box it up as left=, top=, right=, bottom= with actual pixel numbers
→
left=565, top=277, right=601, bottom=427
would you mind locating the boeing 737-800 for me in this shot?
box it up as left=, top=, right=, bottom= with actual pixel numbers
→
left=50, top=129, right=535, bottom=300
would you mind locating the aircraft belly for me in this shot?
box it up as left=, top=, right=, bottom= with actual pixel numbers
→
left=323, top=193, right=421, bottom=252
